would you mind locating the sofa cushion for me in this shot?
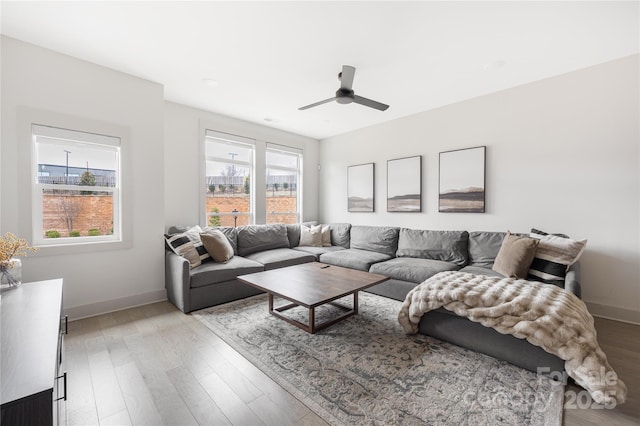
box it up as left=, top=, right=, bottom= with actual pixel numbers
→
left=299, top=224, right=323, bottom=247
left=244, top=248, right=315, bottom=270
left=202, top=226, right=238, bottom=254
left=237, top=224, right=290, bottom=256
left=328, top=223, right=351, bottom=248
left=492, top=232, right=539, bottom=279
left=458, top=265, right=504, bottom=278
left=350, top=225, right=399, bottom=257
left=200, top=230, right=234, bottom=263
left=527, top=229, right=587, bottom=284
left=369, top=257, right=460, bottom=283
left=190, top=256, right=264, bottom=288
left=467, top=231, right=508, bottom=267
left=285, top=221, right=318, bottom=248
left=320, top=249, right=392, bottom=272
left=292, top=245, right=346, bottom=260
left=396, top=229, right=469, bottom=267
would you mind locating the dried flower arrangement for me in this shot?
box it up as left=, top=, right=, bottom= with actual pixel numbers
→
left=0, top=232, right=38, bottom=287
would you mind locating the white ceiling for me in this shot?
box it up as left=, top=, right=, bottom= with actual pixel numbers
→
left=1, top=1, right=638, bottom=140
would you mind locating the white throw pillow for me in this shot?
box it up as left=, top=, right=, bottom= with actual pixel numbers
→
left=321, top=225, right=331, bottom=247
left=299, top=225, right=323, bottom=247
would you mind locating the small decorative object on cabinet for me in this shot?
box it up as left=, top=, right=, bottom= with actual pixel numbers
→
left=0, top=232, right=37, bottom=290
left=1, top=279, right=67, bottom=426
left=0, top=257, right=22, bottom=289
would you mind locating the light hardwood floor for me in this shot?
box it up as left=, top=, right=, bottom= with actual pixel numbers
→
left=65, top=301, right=639, bottom=426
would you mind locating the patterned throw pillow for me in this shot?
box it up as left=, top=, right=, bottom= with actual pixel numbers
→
left=527, top=228, right=587, bottom=284
left=165, top=225, right=212, bottom=267
left=165, top=233, right=202, bottom=268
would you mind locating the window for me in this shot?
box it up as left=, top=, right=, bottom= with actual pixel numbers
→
left=205, top=130, right=254, bottom=226
left=32, top=124, right=121, bottom=245
left=266, top=143, right=302, bottom=224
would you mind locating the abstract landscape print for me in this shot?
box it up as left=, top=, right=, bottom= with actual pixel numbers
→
left=348, top=162, right=375, bottom=212
left=387, top=155, right=421, bottom=212
left=439, top=146, right=486, bottom=213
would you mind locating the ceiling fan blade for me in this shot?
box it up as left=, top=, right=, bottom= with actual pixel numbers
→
left=340, top=65, right=356, bottom=90
left=298, top=97, right=337, bottom=110
left=353, top=95, right=389, bottom=111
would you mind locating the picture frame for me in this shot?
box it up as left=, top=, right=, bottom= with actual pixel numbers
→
left=347, top=163, right=375, bottom=212
left=439, top=146, right=486, bottom=213
left=387, top=155, right=422, bottom=212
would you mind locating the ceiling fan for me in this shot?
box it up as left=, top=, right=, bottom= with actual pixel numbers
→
left=299, top=65, right=389, bottom=111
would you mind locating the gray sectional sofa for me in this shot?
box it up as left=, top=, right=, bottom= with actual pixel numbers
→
left=165, top=222, right=581, bottom=373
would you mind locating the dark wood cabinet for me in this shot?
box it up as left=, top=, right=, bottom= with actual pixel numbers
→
left=1, top=279, right=66, bottom=426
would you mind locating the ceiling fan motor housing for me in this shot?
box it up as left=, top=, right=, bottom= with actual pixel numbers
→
left=336, top=88, right=354, bottom=104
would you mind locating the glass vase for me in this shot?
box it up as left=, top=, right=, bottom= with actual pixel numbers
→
left=0, top=258, right=22, bottom=290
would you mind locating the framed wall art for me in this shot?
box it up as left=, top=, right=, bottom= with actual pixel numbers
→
left=347, top=163, right=375, bottom=212
left=387, top=155, right=422, bottom=212
left=439, top=146, right=486, bottom=213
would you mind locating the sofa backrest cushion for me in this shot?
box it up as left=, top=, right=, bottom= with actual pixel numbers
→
left=238, top=224, right=290, bottom=256
left=468, top=231, right=508, bottom=267
left=328, top=223, right=351, bottom=248
left=350, top=225, right=399, bottom=257
left=202, top=226, right=238, bottom=254
left=397, top=229, right=469, bottom=266
left=286, top=221, right=318, bottom=247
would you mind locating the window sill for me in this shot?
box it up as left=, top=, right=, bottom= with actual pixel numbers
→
left=32, top=239, right=133, bottom=257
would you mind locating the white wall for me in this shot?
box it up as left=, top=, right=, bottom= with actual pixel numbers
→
left=319, top=55, right=640, bottom=323
left=1, top=36, right=166, bottom=318
left=164, top=101, right=320, bottom=229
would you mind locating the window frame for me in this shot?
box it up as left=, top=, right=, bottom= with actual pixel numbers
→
left=31, top=124, right=122, bottom=246
left=17, top=107, right=132, bottom=256
left=265, top=142, right=303, bottom=224
left=202, top=130, right=256, bottom=226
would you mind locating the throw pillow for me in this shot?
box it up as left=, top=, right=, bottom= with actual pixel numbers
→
left=165, top=233, right=202, bottom=268
left=299, top=224, right=323, bottom=247
left=321, top=225, right=331, bottom=247
left=528, top=228, right=587, bottom=284
left=492, top=232, right=539, bottom=278
left=200, top=230, right=234, bottom=263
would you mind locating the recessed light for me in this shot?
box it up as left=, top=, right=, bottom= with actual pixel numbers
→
left=483, top=60, right=507, bottom=71
left=202, top=78, right=219, bottom=87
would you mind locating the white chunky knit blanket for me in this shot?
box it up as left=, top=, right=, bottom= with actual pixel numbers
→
left=398, top=271, right=627, bottom=406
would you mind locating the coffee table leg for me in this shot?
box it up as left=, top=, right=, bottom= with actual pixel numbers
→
left=268, top=293, right=274, bottom=314
left=309, top=307, right=315, bottom=334
left=354, top=291, right=358, bottom=314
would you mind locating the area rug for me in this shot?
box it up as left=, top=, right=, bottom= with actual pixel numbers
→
left=193, top=293, right=564, bottom=425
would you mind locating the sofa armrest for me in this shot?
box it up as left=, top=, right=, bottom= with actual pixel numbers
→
left=565, top=261, right=581, bottom=299
left=165, top=250, right=191, bottom=313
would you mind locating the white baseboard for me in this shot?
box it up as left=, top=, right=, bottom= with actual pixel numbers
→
left=586, top=302, right=640, bottom=325
left=65, top=289, right=168, bottom=321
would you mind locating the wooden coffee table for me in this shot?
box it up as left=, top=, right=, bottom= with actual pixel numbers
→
left=237, top=262, right=389, bottom=333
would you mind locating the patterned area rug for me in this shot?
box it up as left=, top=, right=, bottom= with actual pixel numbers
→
left=194, top=292, right=564, bottom=425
